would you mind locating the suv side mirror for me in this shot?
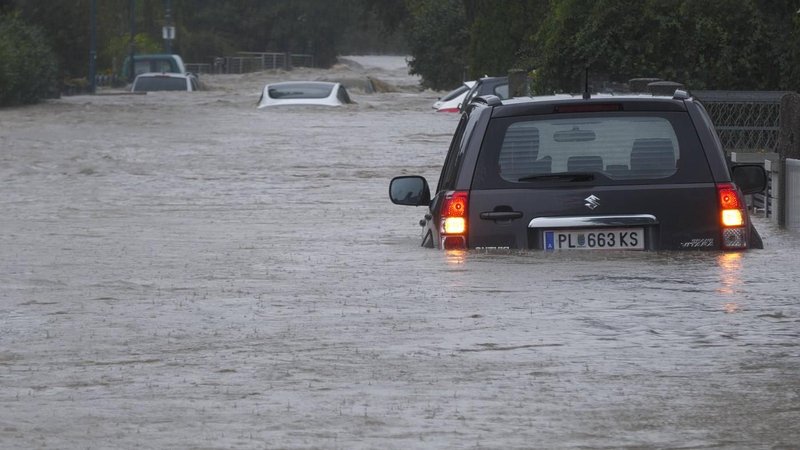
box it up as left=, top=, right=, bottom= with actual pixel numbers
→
left=731, top=164, right=767, bottom=195
left=389, top=176, right=431, bottom=206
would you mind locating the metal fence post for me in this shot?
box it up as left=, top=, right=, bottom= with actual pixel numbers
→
left=776, top=92, right=800, bottom=227
left=89, top=0, right=97, bottom=93
left=508, top=69, right=529, bottom=98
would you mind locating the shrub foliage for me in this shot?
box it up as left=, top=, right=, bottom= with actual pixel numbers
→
left=0, top=13, right=57, bottom=106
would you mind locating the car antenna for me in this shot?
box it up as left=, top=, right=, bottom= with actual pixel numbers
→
left=582, top=66, right=591, bottom=100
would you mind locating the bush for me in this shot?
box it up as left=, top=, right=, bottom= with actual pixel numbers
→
left=0, top=13, right=58, bottom=106
left=406, top=0, right=469, bottom=91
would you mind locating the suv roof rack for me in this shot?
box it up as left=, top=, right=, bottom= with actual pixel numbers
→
left=672, top=89, right=691, bottom=100
left=473, top=95, right=502, bottom=107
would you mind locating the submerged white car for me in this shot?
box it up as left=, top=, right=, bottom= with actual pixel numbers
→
left=257, top=81, right=353, bottom=108
left=432, top=81, right=475, bottom=113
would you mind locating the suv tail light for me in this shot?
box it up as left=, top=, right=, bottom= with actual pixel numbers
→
left=717, top=183, right=747, bottom=249
left=440, top=190, right=469, bottom=249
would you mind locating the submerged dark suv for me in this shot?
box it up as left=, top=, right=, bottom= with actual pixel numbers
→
left=389, top=91, right=767, bottom=251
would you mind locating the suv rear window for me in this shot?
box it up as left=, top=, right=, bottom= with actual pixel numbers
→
left=473, top=112, right=712, bottom=188
left=268, top=83, right=333, bottom=99
left=133, top=76, right=188, bottom=92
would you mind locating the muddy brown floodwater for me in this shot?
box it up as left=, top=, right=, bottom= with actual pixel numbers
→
left=1, top=56, right=799, bottom=449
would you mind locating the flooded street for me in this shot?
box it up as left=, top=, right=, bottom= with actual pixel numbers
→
left=1, top=57, right=799, bottom=449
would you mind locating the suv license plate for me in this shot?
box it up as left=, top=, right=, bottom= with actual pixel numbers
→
left=544, top=228, right=644, bottom=251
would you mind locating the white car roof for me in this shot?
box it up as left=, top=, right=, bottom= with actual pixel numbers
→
left=257, top=81, right=347, bottom=108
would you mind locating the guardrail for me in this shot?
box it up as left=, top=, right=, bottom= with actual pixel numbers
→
left=193, top=52, right=315, bottom=74
left=185, top=63, right=212, bottom=74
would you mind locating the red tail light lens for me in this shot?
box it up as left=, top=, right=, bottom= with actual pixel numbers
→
left=718, top=185, right=741, bottom=210
left=440, top=190, right=469, bottom=249
left=437, top=107, right=460, bottom=113
left=717, top=183, right=747, bottom=248
left=444, top=191, right=468, bottom=218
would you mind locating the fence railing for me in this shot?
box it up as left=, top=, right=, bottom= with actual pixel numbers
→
left=197, top=52, right=315, bottom=74
left=694, top=90, right=800, bottom=231
left=692, top=90, right=792, bottom=153
left=185, top=63, right=212, bottom=74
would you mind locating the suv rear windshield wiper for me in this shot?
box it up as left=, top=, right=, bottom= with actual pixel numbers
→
left=517, top=172, right=595, bottom=182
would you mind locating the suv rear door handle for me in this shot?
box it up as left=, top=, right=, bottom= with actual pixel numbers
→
left=480, top=211, right=523, bottom=221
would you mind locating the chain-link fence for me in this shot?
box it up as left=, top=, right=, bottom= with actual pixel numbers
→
left=692, top=91, right=792, bottom=153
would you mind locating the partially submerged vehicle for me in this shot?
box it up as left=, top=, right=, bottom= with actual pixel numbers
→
left=257, top=81, right=353, bottom=108
left=458, top=76, right=509, bottom=113
left=122, top=54, right=188, bottom=79
left=390, top=90, right=767, bottom=251
left=433, top=81, right=475, bottom=113
left=131, top=72, right=199, bottom=92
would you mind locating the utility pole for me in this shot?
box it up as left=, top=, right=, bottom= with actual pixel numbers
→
left=163, top=0, right=174, bottom=54
left=89, top=0, right=97, bottom=93
left=128, top=0, right=136, bottom=82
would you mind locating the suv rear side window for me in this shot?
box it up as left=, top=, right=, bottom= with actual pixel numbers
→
left=494, top=83, right=509, bottom=99
left=133, top=76, right=188, bottom=92
left=437, top=115, right=469, bottom=192
left=473, top=112, right=712, bottom=188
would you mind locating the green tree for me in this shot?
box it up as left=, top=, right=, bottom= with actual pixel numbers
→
left=267, top=0, right=357, bottom=67
left=521, top=0, right=796, bottom=93
left=753, top=0, right=800, bottom=90
left=405, top=0, right=468, bottom=90
left=464, top=0, right=548, bottom=79
left=11, top=0, right=91, bottom=81
left=174, top=0, right=365, bottom=67
left=0, top=12, right=58, bottom=105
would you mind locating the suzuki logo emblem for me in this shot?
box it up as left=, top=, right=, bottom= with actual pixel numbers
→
left=584, top=194, right=600, bottom=210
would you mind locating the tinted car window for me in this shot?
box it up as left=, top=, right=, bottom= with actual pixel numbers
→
left=441, top=85, right=469, bottom=102
left=437, top=115, right=469, bottom=192
left=153, top=60, right=174, bottom=73
left=493, top=83, right=509, bottom=99
left=268, top=83, right=333, bottom=99
left=133, top=76, right=188, bottom=92
left=473, top=112, right=712, bottom=188
left=134, top=60, right=151, bottom=76
left=336, top=86, right=352, bottom=104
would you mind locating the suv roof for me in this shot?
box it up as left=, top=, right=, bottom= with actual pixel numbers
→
left=473, top=89, right=691, bottom=109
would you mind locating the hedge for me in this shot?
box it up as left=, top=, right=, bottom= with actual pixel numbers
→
left=0, top=13, right=58, bottom=107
